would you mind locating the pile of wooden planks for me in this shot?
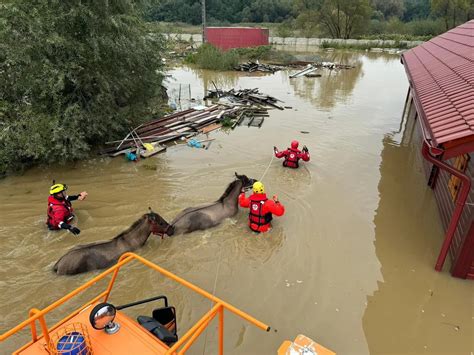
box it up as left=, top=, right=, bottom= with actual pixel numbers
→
left=101, top=105, right=241, bottom=157
left=235, top=62, right=281, bottom=73
left=204, top=88, right=285, bottom=110
left=101, top=89, right=286, bottom=158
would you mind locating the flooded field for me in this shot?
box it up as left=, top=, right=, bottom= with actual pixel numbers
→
left=1, top=51, right=473, bottom=354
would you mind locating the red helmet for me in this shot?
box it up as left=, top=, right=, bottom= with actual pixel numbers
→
left=291, top=140, right=299, bottom=149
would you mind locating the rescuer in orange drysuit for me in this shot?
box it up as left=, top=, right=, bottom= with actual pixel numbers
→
left=239, top=181, right=285, bottom=233
left=274, top=140, right=310, bottom=168
left=46, top=183, right=88, bottom=235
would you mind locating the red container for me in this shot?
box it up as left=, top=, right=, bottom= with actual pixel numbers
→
left=205, top=27, right=269, bottom=50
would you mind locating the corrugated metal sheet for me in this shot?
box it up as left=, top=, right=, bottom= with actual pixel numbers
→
left=402, top=20, right=474, bottom=146
left=205, top=27, right=269, bottom=50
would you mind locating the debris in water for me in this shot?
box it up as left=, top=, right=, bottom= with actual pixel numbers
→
left=335, top=308, right=339, bottom=312
left=441, top=322, right=461, bottom=331
left=421, top=309, right=425, bottom=313
left=235, top=61, right=282, bottom=73
left=441, top=313, right=446, bottom=317
left=204, top=88, right=285, bottom=110
left=296, top=280, right=303, bottom=284
left=300, top=131, right=310, bottom=134
left=304, top=73, right=322, bottom=78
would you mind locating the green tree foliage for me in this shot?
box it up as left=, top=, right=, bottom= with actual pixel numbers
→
left=318, top=0, right=372, bottom=38
left=372, top=0, right=405, bottom=20
left=147, top=0, right=293, bottom=24
left=0, top=0, right=165, bottom=175
left=403, top=0, right=431, bottom=21
left=431, top=0, right=472, bottom=30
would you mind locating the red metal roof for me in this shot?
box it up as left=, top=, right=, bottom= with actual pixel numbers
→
left=402, top=20, right=474, bottom=147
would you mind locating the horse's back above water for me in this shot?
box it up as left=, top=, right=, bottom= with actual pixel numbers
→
left=53, top=211, right=170, bottom=275
left=170, top=173, right=255, bottom=235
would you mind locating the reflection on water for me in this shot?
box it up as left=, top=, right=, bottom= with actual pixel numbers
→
left=363, top=132, right=474, bottom=355
left=1, top=51, right=473, bottom=355
left=288, top=51, right=364, bottom=110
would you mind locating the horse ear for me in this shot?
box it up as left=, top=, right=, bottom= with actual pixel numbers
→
left=148, top=207, right=153, bottom=213
left=235, top=172, right=238, bottom=177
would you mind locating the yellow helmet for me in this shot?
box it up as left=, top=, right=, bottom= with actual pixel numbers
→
left=50, top=183, right=67, bottom=195
left=253, top=181, right=265, bottom=194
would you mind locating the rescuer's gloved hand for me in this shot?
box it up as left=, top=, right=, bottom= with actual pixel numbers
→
left=303, top=145, right=309, bottom=153
left=69, top=227, right=81, bottom=236
left=273, top=146, right=278, bottom=153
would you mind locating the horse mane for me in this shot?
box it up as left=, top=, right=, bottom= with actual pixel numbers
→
left=217, top=179, right=240, bottom=203
left=112, top=214, right=146, bottom=240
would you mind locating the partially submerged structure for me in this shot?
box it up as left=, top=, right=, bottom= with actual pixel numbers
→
left=400, top=20, right=474, bottom=279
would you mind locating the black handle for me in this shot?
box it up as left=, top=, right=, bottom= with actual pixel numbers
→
left=116, top=295, right=168, bottom=311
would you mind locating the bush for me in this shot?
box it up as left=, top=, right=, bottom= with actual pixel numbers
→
left=406, top=19, right=445, bottom=37
left=0, top=0, right=165, bottom=176
left=234, top=45, right=272, bottom=60
left=185, top=44, right=272, bottom=70
left=185, top=44, right=239, bottom=70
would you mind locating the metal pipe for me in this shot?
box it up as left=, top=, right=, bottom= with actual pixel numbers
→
left=218, top=306, right=224, bottom=355
left=166, top=303, right=220, bottom=353
left=28, top=309, right=39, bottom=342
left=177, top=307, right=218, bottom=354
left=421, top=141, right=471, bottom=271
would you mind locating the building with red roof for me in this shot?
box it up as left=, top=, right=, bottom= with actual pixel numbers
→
left=401, top=20, right=474, bottom=279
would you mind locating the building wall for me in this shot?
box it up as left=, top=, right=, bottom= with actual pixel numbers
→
left=204, top=27, right=269, bottom=50
left=405, top=91, right=474, bottom=278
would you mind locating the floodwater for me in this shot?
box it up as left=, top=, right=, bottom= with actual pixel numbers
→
left=1, top=51, right=473, bottom=355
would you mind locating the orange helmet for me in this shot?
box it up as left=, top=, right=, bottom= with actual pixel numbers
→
left=291, top=140, right=299, bottom=149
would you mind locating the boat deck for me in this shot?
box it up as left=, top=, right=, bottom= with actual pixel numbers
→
left=19, top=303, right=170, bottom=355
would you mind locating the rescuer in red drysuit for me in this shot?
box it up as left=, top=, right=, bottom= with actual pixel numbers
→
left=46, top=183, right=88, bottom=235
left=274, top=140, right=310, bottom=168
left=239, top=181, right=285, bottom=233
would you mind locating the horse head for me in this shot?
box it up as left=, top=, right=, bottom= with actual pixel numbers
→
left=234, top=172, right=257, bottom=191
left=146, top=208, right=174, bottom=237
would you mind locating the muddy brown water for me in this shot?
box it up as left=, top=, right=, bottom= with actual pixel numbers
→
left=1, top=51, right=473, bottom=355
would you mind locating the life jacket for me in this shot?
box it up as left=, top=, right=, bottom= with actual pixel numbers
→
left=249, top=195, right=273, bottom=230
left=283, top=148, right=300, bottom=168
left=47, top=195, right=74, bottom=230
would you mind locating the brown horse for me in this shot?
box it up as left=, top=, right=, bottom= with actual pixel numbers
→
left=168, top=173, right=256, bottom=235
left=54, top=210, right=172, bottom=275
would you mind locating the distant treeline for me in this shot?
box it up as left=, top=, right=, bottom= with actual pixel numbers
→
left=148, top=0, right=474, bottom=39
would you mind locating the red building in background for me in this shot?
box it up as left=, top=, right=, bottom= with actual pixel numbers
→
left=205, top=27, right=269, bottom=50
left=401, top=20, right=474, bottom=279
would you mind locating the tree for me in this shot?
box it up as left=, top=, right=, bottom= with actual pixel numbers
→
left=0, top=0, right=165, bottom=175
left=403, top=0, right=431, bottom=21
left=431, top=0, right=471, bottom=30
left=318, top=0, right=372, bottom=38
left=371, top=0, right=405, bottom=19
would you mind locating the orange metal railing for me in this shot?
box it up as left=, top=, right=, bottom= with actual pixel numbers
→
left=0, top=252, right=270, bottom=355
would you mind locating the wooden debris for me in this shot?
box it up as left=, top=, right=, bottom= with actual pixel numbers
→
left=102, top=88, right=286, bottom=158
left=305, top=73, right=322, bottom=78
left=235, top=61, right=281, bottom=73
left=204, top=88, right=284, bottom=110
